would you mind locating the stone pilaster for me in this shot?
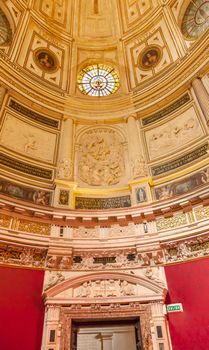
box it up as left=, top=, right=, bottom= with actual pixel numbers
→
left=126, top=114, right=148, bottom=179
left=192, top=78, right=209, bottom=124
left=57, top=117, right=74, bottom=181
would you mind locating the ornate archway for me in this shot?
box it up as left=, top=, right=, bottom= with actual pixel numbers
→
left=42, top=272, right=171, bottom=350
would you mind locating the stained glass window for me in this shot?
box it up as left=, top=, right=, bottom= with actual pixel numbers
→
left=0, top=9, right=12, bottom=45
left=181, top=0, right=209, bottom=39
left=77, top=64, right=120, bottom=97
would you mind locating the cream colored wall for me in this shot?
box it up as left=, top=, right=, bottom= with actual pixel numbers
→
left=77, top=325, right=137, bottom=350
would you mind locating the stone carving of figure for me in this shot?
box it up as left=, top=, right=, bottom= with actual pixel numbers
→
left=57, top=159, right=72, bottom=179
left=20, top=248, right=33, bottom=265
left=140, top=253, right=151, bottom=266
left=153, top=251, right=164, bottom=265
left=45, top=272, right=65, bottom=290
left=144, top=267, right=162, bottom=284
left=106, top=279, right=120, bottom=297
left=76, top=282, right=92, bottom=298
left=78, top=130, right=124, bottom=186
left=47, top=255, right=57, bottom=268
left=177, top=242, right=191, bottom=259
left=121, top=280, right=135, bottom=296
left=132, top=155, right=148, bottom=179
left=201, top=168, right=209, bottom=184
left=115, top=254, right=126, bottom=266
left=59, top=256, right=71, bottom=269
left=24, top=134, right=38, bottom=153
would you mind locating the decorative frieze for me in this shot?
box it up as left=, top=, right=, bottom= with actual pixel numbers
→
left=71, top=249, right=165, bottom=271
left=142, top=94, right=190, bottom=126
left=9, top=99, right=59, bottom=129
left=46, top=255, right=72, bottom=270
left=0, top=178, right=52, bottom=205
left=0, top=243, right=47, bottom=268
left=156, top=213, right=187, bottom=231
left=154, top=168, right=209, bottom=200
left=76, top=279, right=136, bottom=298
left=0, top=214, right=11, bottom=228
left=75, top=195, right=131, bottom=210
left=151, top=144, right=208, bottom=176
left=18, top=220, right=51, bottom=235
left=163, top=234, right=209, bottom=263
left=194, top=205, right=209, bottom=221
left=0, top=153, right=53, bottom=179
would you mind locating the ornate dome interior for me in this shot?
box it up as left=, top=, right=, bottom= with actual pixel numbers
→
left=0, top=1, right=209, bottom=350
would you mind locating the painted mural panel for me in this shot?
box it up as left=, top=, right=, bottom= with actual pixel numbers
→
left=154, top=168, right=209, bottom=200
left=0, top=178, right=52, bottom=205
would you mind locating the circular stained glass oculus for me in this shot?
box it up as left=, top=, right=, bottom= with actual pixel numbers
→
left=0, top=9, right=12, bottom=46
left=77, top=64, right=120, bottom=97
left=181, top=0, right=209, bottom=39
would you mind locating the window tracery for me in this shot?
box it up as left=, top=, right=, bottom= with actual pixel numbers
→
left=77, top=64, right=120, bottom=97
left=0, top=8, right=12, bottom=46
left=181, top=0, right=209, bottom=39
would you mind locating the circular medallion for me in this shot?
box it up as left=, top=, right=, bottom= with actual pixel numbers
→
left=77, top=64, right=120, bottom=97
left=138, top=46, right=162, bottom=70
left=182, top=0, right=209, bottom=39
left=33, top=48, right=59, bottom=72
left=0, top=9, right=12, bottom=46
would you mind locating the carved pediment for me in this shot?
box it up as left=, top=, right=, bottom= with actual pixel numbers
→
left=44, top=272, right=167, bottom=303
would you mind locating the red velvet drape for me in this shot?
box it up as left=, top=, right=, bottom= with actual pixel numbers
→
left=165, top=258, right=209, bottom=350
left=0, top=266, right=45, bottom=350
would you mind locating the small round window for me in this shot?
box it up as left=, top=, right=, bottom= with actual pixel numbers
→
left=77, top=64, right=120, bottom=97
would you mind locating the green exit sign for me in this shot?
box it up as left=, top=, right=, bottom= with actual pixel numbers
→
left=167, top=303, right=183, bottom=313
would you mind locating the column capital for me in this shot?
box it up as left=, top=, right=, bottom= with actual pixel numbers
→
left=123, top=113, right=138, bottom=122
left=62, top=115, right=75, bottom=123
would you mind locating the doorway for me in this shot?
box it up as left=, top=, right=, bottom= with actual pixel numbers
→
left=71, top=319, right=143, bottom=350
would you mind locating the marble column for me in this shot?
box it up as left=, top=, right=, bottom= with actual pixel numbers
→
left=126, top=114, right=148, bottom=179
left=57, top=117, right=74, bottom=180
left=192, top=78, right=209, bottom=124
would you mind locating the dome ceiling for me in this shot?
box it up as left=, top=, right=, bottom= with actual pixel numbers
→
left=0, top=0, right=208, bottom=212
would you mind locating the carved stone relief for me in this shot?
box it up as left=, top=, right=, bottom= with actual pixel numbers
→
left=45, top=271, right=65, bottom=290
left=156, top=214, right=188, bottom=231
left=18, top=219, right=51, bottom=235
left=71, top=249, right=165, bottom=271
left=0, top=244, right=47, bottom=268
left=132, top=155, right=148, bottom=179
left=0, top=113, right=57, bottom=164
left=46, top=255, right=72, bottom=270
left=163, top=234, right=209, bottom=263
left=0, top=214, right=11, bottom=228
left=77, top=128, right=125, bottom=187
left=75, top=279, right=136, bottom=298
left=145, top=106, right=204, bottom=160
left=57, top=158, right=73, bottom=179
